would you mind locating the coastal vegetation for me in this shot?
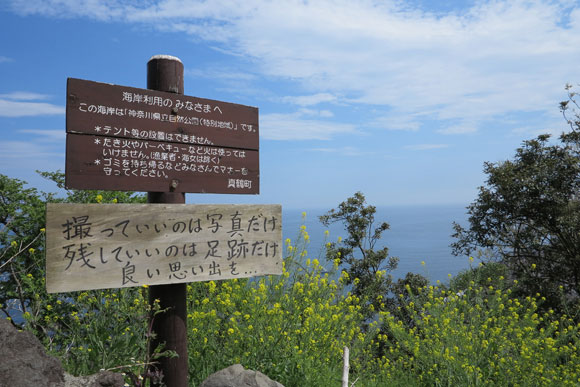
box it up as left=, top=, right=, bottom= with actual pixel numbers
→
left=2, top=91, right=580, bottom=385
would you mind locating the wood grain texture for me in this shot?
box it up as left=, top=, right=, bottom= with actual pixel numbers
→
left=46, top=203, right=282, bottom=293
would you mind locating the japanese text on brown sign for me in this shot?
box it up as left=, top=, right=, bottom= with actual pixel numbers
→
left=65, top=78, right=259, bottom=194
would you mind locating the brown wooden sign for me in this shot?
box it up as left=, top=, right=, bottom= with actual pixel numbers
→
left=65, top=78, right=259, bottom=193
left=45, top=203, right=282, bottom=293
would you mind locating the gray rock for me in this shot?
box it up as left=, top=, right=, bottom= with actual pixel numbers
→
left=0, top=318, right=65, bottom=387
left=64, top=370, right=125, bottom=387
left=0, top=318, right=126, bottom=387
left=200, top=364, right=284, bottom=387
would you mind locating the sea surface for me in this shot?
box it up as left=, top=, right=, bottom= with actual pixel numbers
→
left=282, top=204, right=472, bottom=284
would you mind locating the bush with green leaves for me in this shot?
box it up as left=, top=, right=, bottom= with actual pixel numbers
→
left=186, top=235, right=372, bottom=386
left=319, top=192, right=402, bottom=318
left=372, top=263, right=580, bottom=386
left=452, top=88, right=580, bottom=311
left=0, top=172, right=156, bottom=382
left=4, top=173, right=580, bottom=386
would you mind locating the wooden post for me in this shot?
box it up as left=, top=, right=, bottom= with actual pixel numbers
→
left=342, top=346, right=349, bottom=387
left=147, top=55, right=188, bottom=387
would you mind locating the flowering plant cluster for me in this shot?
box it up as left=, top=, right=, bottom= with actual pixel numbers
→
left=2, top=173, right=579, bottom=386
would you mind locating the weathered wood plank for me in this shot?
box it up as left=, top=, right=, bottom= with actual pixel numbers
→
left=46, top=203, right=282, bottom=293
left=65, top=77, right=259, bottom=194
left=66, top=78, right=259, bottom=150
left=65, top=133, right=259, bottom=194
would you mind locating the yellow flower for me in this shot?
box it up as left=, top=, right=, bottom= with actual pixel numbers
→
left=10, top=241, right=17, bottom=248
left=40, top=228, right=46, bottom=233
left=301, top=211, right=307, bottom=219
left=324, top=230, right=330, bottom=236
left=421, top=261, right=426, bottom=266
left=96, top=194, right=103, bottom=203
left=208, top=281, right=217, bottom=293
left=112, top=198, right=118, bottom=203
left=531, top=263, right=537, bottom=270
left=28, top=248, right=35, bottom=254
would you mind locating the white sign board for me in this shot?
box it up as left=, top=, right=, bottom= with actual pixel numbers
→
left=46, top=203, right=282, bottom=293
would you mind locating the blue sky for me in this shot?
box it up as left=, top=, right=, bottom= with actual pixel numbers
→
left=2, top=0, right=580, bottom=210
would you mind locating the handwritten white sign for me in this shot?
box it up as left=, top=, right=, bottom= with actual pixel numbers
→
left=46, top=203, right=282, bottom=293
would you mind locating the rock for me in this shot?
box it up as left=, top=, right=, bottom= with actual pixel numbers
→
left=0, top=317, right=65, bottom=387
left=200, top=364, right=284, bottom=387
left=64, top=370, right=125, bottom=387
left=0, top=318, right=125, bottom=387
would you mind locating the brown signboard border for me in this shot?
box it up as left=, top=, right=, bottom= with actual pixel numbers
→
left=66, top=78, right=259, bottom=150
left=65, top=78, right=260, bottom=194
left=65, top=133, right=259, bottom=193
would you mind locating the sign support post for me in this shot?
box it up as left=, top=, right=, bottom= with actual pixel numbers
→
left=146, top=55, right=188, bottom=387
left=62, top=53, right=268, bottom=386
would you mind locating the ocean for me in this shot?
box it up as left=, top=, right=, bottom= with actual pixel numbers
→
left=282, top=204, right=472, bottom=284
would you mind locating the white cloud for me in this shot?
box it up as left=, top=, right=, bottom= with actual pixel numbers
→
left=404, top=143, right=449, bottom=151
left=371, top=115, right=421, bottom=132
left=297, top=108, right=334, bottom=118
left=261, top=112, right=356, bottom=140
left=307, top=146, right=366, bottom=156
left=8, top=0, right=128, bottom=20
left=0, top=140, right=62, bottom=157
left=282, top=93, right=337, bottom=106
left=437, top=123, right=478, bottom=135
left=0, top=140, right=64, bottom=176
left=186, top=67, right=257, bottom=81
left=19, top=129, right=65, bottom=141
left=0, top=56, right=12, bottom=63
left=0, top=92, right=63, bottom=117
left=510, top=125, right=564, bottom=138
left=0, top=99, right=64, bottom=117
left=9, top=0, right=580, bottom=131
left=0, top=92, right=51, bottom=100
